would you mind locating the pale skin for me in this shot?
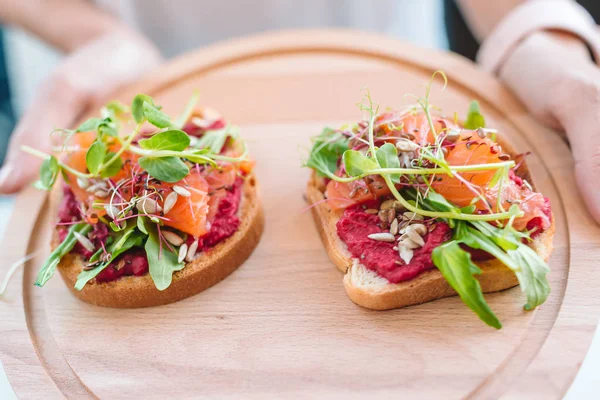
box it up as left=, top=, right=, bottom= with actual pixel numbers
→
left=0, top=0, right=598, bottom=223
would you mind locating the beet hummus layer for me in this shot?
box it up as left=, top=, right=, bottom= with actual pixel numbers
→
left=57, top=177, right=244, bottom=283
left=336, top=205, right=452, bottom=284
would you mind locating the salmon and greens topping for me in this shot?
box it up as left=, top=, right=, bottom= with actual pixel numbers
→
left=26, top=92, right=253, bottom=291
left=306, top=72, right=552, bottom=329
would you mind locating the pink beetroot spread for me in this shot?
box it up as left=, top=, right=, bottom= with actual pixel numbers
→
left=336, top=204, right=452, bottom=284
left=56, top=176, right=243, bottom=283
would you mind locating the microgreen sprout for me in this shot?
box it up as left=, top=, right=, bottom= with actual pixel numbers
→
left=27, top=92, right=251, bottom=292
left=305, top=71, right=551, bottom=328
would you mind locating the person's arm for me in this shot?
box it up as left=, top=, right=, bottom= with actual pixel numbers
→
left=0, top=0, right=162, bottom=194
left=456, top=0, right=600, bottom=223
left=0, top=0, right=120, bottom=52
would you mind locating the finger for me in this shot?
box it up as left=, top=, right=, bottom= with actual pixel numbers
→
left=0, top=76, right=88, bottom=194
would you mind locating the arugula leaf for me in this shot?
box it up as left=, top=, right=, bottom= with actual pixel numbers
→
left=138, top=129, right=190, bottom=152
left=33, top=155, right=60, bottom=191
left=74, top=222, right=142, bottom=290
left=195, top=126, right=237, bottom=153
left=137, top=216, right=149, bottom=234
left=100, top=152, right=123, bottom=178
left=343, top=150, right=379, bottom=177
left=86, top=140, right=107, bottom=175
left=35, top=223, right=93, bottom=287
left=432, top=241, right=502, bottom=329
left=142, top=101, right=171, bottom=128
left=425, top=191, right=459, bottom=213
left=138, top=156, right=189, bottom=182
left=464, top=100, right=486, bottom=130
left=305, top=128, right=348, bottom=177
left=375, top=143, right=400, bottom=183
left=76, top=118, right=103, bottom=133
left=507, top=245, right=551, bottom=310
left=458, top=226, right=550, bottom=311
left=144, top=223, right=184, bottom=290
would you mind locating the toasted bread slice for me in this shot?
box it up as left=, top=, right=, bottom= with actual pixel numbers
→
left=51, top=174, right=264, bottom=308
left=307, top=171, right=554, bottom=311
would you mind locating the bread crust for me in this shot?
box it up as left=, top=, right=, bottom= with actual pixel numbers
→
left=52, top=174, right=264, bottom=308
left=307, top=158, right=554, bottom=311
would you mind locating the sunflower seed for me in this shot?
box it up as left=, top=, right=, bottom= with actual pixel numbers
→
left=163, top=192, right=178, bottom=214
left=380, top=199, right=397, bottom=210
left=186, top=240, right=199, bottom=262
left=191, top=117, right=213, bottom=129
left=399, top=246, right=414, bottom=264
left=367, top=233, right=396, bottom=242
left=86, top=181, right=109, bottom=193
left=163, top=231, right=184, bottom=246
left=396, top=138, right=420, bottom=152
left=398, top=237, right=421, bottom=249
left=523, top=179, right=533, bottom=191
left=445, top=129, right=461, bottom=142
left=399, top=152, right=411, bottom=168
left=73, top=231, right=95, bottom=252
left=403, top=211, right=424, bottom=221
left=77, top=177, right=90, bottom=189
left=409, top=223, right=428, bottom=236
left=365, top=209, right=378, bottom=215
left=405, top=229, right=425, bottom=247
left=94, top=190, right=109, bottom=198
left=136, top=197, right=162, bottom=214
left=390, top=219, right=399, bottom=235
left=173, top=185, right=191, bottom=197
left=498, top=153, right=511, bottom=161
left=476, top=127, right=487, bottom=138
left=178, top=244, right=188, bottom=263
left=104, top=205, right=120, bottom=219
left=378, top=208, right=396, bottom=224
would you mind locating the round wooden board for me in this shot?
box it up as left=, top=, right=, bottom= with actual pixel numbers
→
left=1, top=30, right=599, bottom=399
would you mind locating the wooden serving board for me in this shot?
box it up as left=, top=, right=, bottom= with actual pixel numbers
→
left=1, top=30, right=599, bottom=399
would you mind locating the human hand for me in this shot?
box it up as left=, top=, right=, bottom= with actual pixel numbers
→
left=498, top=31, right=600, bottom=223
left=0, top=28, right=162, bottom=194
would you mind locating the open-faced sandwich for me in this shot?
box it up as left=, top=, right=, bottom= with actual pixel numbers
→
left=24, top=93, right=263, bottom=308
left=305, top=72, right=553, bottom=328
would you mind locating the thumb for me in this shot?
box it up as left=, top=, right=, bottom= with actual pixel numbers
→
left=0, top=75, right=88, bottom=194
left=553, top=68, right=600, bottom=224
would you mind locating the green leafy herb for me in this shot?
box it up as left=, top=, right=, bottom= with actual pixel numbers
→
left=143, top=101, right=171, bottom=128
left=375, top=143, right=401, bottom=183
left=138, top=129, right=190, bottom=152
left=138, top=156, right=189, bottom=182
left=145, top=223, right=184, bottom=290
left=432, top=241, right=502, bottom=329
left=131, top=94, right=153, bottom=124
left=85, top=140, right=107, bottom=175
left=100, top=152, right=123, bottom=178
left=507, top=245, right=551, bottom=310
left=74, top=221, right=143, bottom=290
left=35, top=223, right=92, bottom=287
left=343, top=150, right=379, bottom=177
left=195, top=126, right=237, bottom=154
left=464, top=100, right=486, bottom=129
left=76, top=118, right=103, bottom=133
left=33, top=155, right=60, bottom=191
left=457, top=225, right=550, bottom=311
left=305, top=128, right=349, bottom=177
